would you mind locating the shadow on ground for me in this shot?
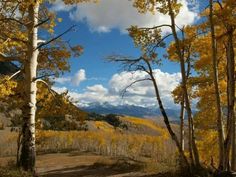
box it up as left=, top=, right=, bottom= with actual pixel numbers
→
left=37, top=153, right=179, bottom=177
left=41, top=166, right=175, bottom=177
left=40, top=159, right=145, bottom=177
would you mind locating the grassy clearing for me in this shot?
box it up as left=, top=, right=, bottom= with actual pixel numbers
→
left=0, top=117, right=180, bottom=175
left=0, top=129, right=18, bottom=157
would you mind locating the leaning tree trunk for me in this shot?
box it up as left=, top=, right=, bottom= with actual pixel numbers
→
left=209, top=0, right=225, bottom=170
left=167, top=0, right=200, bottom=168
left=20, top=2, right=39, bottom=172
left=144, top=60, right=190, bottom=170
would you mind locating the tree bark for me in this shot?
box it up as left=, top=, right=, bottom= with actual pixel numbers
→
left=167, top=0, right=200, bottom=167
left=186, top=52, right=194, bottom=166
left=224, top=27, right=235, bottom=171
left=180, top=96, right=185, bottom=152
left=20, top=1, right=39, bottom=172
left=187, top=102, right=194, bottom=166
left=209, top=0, right=225, bottom=170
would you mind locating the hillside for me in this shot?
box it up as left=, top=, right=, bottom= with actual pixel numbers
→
left=39, top=112, right=168, bottom=137
left=85, top=115, right=168, bottom=136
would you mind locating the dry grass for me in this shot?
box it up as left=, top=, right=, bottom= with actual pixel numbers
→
left=0, top=129, right=18, bottom=157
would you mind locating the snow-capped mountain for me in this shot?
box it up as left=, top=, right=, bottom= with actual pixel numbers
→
left=80, top=102, right=181, bottom=121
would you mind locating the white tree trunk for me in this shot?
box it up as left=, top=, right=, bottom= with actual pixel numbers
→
left=20, top=1, right=39, bottom=171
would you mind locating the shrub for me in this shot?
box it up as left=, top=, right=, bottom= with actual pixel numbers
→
left=88, top=112, right=105, bottom=121
left=104, top=114, right=121, bottom=128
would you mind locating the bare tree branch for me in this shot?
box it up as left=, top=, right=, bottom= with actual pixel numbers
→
left=107, top=55, right=143, bottom=64
left=0, top=35, right=27, bottom=44
left=148, top=33, right=172, bottom=53
left=8, top=70, right=21, bottom=80
left=136, top=24, right=172, bottom=30
left=34, top=17, right=50, bottom=28
left=36, top=25, right=76, bottom=50
left=0, top=70, right=21, bottom=84
left=0, top=17, right=26, bottom=26
left=33, top=73, right=56, bottom=81
left=121, top=78, right=151, bottom=98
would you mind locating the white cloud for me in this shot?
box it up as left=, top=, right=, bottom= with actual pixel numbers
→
left=53, top=69, right=181, bottom=109
left=52, top=86, right=68, bottom=93
left=50, top=0, right=75, bottom=12
left=67, top=85, right=119, bottom=107
left=108, top=69, right=181, bottom=107
left=53, top=69, right=86, bottom=86
left=53, top=77, right=71, bottom=84
left=52, top=0, right=198, bottom=33
left=87, top=84, right=108, bottom=94
left=71, top=69, right=86, bottom=86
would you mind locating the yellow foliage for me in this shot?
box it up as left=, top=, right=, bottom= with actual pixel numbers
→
left=57, top=18, right=63, bottom=22
left=95, top=121, right=114, bottom=132
left=121, top=116, right=169, bottom=139
left=0, top=77, right=17, bottom=98
left=197, top=130, right=218, bottom=167
left=35, top=129, right=172, bottom=161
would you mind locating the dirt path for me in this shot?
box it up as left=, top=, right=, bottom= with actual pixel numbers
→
left=0, top=153, right=174, bottom=177
left=36, top=152, right=149, bottom=177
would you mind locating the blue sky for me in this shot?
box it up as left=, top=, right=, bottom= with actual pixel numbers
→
left=49, top=0, right=200, bottom=109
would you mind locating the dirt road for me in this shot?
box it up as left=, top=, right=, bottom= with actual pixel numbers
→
left=0, top=152, right=174, bottom=177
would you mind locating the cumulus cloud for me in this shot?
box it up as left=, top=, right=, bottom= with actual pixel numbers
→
left=53, top=69, right=181, bottom=109
left=108, top=69, right=181, bottom=107
left=51, top=0, right=198, bottom=33
left=53, top=69, right=86, bottom=86
left=53, top=77, right=71, bottom=84
left=52, top=86, right=68, bottom=93
left=50, top=0, right=75, bottom=12
left=87, top=84, right=108, bottom=94
left=71, top=69, right=86, bottom=86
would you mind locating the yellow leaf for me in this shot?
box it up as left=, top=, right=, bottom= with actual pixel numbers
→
left=57, top=18, right=63, bottom=23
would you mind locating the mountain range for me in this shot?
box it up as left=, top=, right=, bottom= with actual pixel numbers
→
left=0, top=62, right=182, bottom=123
left=80, top=102, right=181, bottom=121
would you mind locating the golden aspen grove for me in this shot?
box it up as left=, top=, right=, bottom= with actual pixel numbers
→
left=0, top=0, right=235, bottom=177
